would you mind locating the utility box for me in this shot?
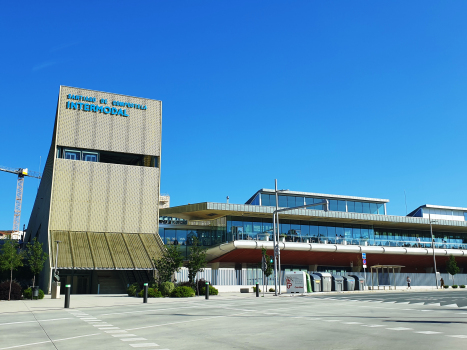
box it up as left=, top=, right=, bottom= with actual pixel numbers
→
left=331, top=275, right=344, bottom=292
left=309, top=274, right=322, bottom=292
left=350, top=275, right=365, bottom=290
left=315, top=272, right=332, bottom=292
left=342, top=276, right=355, bottom=291
left=285, top=271, right=307, bottom=293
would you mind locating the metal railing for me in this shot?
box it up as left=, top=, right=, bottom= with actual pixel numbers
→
left=230, top=233, right=467, bottom=250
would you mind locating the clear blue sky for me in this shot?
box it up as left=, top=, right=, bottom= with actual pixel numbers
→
left=1, top=1, right=467, bottom=230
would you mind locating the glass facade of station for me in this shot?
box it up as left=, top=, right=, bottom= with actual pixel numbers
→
left=250, top=193, right=386, bottom=215
left=159, top=215, right=467, bottom=254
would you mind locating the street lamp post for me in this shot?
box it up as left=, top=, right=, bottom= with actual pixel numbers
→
left=429, top=215, right=439, bottom=289
left=272, top=180, right=329, bottom=296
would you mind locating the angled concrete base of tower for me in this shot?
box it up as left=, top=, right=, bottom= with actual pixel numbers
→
left=25, top=86, right=164, bottom=294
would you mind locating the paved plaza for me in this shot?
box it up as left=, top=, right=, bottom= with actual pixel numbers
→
left=1, top=290, right=467, bottom=350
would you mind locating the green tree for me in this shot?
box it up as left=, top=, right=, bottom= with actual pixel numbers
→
left=186, top=237, right=207, bottom=294
left=25, top=238, right=49, bottom=287
left=0, top=239, right=24, bottom=301
left=261, top=248, right=274, bottom=290
left=153, top=243, right=184, bottom=285
left=446, top=255, right=460, bottom=285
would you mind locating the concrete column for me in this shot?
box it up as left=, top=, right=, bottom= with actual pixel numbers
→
left=308, top=264, right=318, bottom=272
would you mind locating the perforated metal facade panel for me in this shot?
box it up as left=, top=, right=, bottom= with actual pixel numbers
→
left=57, top=86, right=161, bottom=156
left=50, top=159, right=160, bottom=233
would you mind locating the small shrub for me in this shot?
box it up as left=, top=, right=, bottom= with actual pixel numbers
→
left=252, top=286, right=261, bottom=292
left=200, top=285, right=219, bottom=295
left=147, top=288, right=163, bottom=298
left=269, top=288, right=275, bottom=292
left=22, top=287, right=44, bottom=299
left=452, top=285, right=458, bottom=289
left=171, top=286, right=195, bottom=298
left=460, top=285, right=466, bottom=289
left=23, top=288, right=32, bottom=299
left=0, top=281, right=22, bottom=300
left=160, top=282, right=175, bottom=296
left=443, top=285, right=449, bottom=289
left=127, top=283, right=139, bottom=297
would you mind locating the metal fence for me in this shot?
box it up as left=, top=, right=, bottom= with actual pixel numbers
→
left=174, top=268, right=467, bottom=287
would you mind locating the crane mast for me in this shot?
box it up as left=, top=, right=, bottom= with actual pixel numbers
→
left=0, top=166, right=42, bottom=236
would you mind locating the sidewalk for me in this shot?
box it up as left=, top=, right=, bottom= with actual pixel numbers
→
left=1, top=287, right=464, bottom=314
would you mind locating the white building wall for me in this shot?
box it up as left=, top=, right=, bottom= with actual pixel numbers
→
left=422, top=208, right=466, bottom=221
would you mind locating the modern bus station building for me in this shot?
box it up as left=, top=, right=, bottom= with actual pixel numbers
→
left=160, top=189, right=467, bottom=277
left=23, top=86, right=467, bottom=293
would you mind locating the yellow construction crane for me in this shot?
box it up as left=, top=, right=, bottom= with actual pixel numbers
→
left=0, top=165, right=42, bottom=235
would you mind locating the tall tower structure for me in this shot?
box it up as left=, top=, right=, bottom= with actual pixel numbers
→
left=25, top=86, right=164, bottom=293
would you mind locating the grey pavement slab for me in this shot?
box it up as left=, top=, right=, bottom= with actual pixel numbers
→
left=1, top=290, right=467, bottom=349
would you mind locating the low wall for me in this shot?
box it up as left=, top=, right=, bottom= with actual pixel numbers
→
left=174, top=268, right=467, bottom=287
left=213, top=285, right=287, bottom=293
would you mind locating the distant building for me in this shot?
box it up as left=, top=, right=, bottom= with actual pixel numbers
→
left=25, top=86, right=164, bottom=294
left=159, top=195, right=170, bottom=209
left=0, top=230, right=24, bottom=240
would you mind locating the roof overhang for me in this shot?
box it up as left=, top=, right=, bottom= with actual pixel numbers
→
left=160, top=202, right=467, bottom=232
left=206, top=240, right=467, bottom=263
left=246, top=189, right=389, bottom=204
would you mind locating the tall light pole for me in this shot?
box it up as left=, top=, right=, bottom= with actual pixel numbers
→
left=429, top=215, right=439, bottom=289
left=272, top=179, right=328, bottom=296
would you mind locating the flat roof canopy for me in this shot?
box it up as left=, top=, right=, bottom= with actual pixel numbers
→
left=161, top=202, right=467, bottom=232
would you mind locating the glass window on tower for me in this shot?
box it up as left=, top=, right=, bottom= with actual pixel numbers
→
left=64, top=150, right=81, bottom=161
left=83, top=151, right=98, bottom=162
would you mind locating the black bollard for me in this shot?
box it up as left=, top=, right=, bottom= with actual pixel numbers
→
left=205, top=282, right=209, bottom=300
left=256, top=283, right=259, bottom=297
left=64, top=284, right=71, bottom=308
left=143, top=283, right=148, bottom=303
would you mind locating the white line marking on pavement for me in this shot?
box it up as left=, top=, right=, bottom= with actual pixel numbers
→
left=386, top=327, right=413, bottom=331
left=112, top=334, right=137, bottom=337
left=126, top=312, right=251, bottom=331
left=402, top=309, right=415, bottom=311
left=93, top=324, right=113, bottom=327
left=362, top=325, right=383, bottom=328
left=0, top=333, right=101, bottom=350
left=98, top=327, right=119, bottom=330
left=447, top=335, right=467, bottom=339
left=443, top=304, right=458, bottom=307
left=121, top=338, right=147, bottom=341
left=0, top=318, right=72, bottom=326
left=105, top=330, right=127, bottom=333
left=129, top=345, right=160, bottom=348
left=343, top=322, right=362, bottom=324
left=99, top=306, right=201, bottom=316
left=324, top=320, right=341, bottom=322
left=416, top=331, right=442, bottom=334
